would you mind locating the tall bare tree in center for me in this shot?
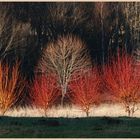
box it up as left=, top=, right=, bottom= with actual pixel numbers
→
left=40, top=35, right=91, bottom=106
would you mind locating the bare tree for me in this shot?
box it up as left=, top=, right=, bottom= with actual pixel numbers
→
left=124, top=3, right=140, bottom=83
left=0, top=4, right=31, bottom=60
left=124, top=2, right=140, bottom=61
left=93, top=2, right=114, bottom=65
left=40, top=35, right=91, bottom=106
left=94, top=2, right=105, bottom=65
left=46, top=3, right=88, bottom=40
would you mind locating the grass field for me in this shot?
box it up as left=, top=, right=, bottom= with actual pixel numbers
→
left=0, top=116, right=140, bottom=138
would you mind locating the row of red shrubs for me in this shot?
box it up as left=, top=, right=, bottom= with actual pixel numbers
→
left=31, top=50, right=140, bottom=117
left=0, top=50, right=139, bottom=117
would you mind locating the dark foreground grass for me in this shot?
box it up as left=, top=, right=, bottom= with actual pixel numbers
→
left=0, top=116, right=140, bottom=138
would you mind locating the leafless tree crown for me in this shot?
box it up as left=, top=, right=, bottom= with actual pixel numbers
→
left=39, top=34, right=92, bottom=105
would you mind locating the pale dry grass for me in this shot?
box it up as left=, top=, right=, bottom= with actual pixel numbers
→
left=5, top=103, right=140, bottom=118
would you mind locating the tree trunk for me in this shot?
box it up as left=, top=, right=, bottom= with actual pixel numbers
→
left=61, top=85, right=67, bottom=106
left=44, top=109, right=47, bottom=117
left=44, top=105, right=48, bottom=117
left=125, top=105, right=131, bottom=117
left=86, top=111, right=89, bottom=117
left=85, top=108, right=90, bottom=117
left=100, top=3, right=104, bottom=66
left=127, top=109, right=131, bottom=117
left=61, top=94, right=65, bottom=107
left=131, top=105, right=136, bottom=117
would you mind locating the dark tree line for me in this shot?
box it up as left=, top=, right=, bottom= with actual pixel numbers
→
left=12, top=3, right=134, bottom=62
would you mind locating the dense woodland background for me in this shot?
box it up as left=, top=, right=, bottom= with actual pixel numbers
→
left=0, top=2, right=140, bottom=106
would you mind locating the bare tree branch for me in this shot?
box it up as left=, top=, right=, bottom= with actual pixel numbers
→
left=0, top=4, right=31, bottom=59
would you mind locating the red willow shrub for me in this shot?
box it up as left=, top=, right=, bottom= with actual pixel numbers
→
left=69, top=68, right=100, bottom=117
left=31, top=73, right=60, bottom=116
left=103, top=50, right=140, bottom=116
left=0, top=61, right=25, bottom=115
